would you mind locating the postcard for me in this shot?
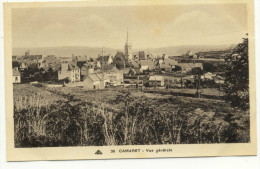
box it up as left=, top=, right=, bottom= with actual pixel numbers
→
left=4, top=0, right=257, bottom=161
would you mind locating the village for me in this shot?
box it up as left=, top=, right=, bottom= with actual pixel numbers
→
left=12, top=30, right=230, bottom=97
left=9, top=2, right=251, bottom=149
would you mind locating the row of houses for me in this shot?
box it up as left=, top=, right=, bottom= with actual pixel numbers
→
left=12, top=49, right=204, bottom=87
left=147, top=72, right=224, bottom=87
left=57, top=60, right=124, bottom=89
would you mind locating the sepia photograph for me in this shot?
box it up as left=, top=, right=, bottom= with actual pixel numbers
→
left=4, top=0, right=257, bottom=161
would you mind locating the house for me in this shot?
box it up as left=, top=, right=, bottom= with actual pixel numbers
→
left=44, top=55, right=59, bottom=64
left=83, top=74, right=103, bottom=90
left=149, top=75, right=164, bottom=86
left=60, top=57, right=72, bottom=63
left=139, top=51, right=146, bottom=60
left=122, top=67, right=137, bottom=77
left=97, top=54, right=113, bottom=68
left=74, top=55, right=87, bottom=68
left=19, top=54, right=43, bottom=69
left=13, top=67, right=21, bottom=83
left=140, top=59, right=154, bottom=72
left=178, top=62, right=203, bottom=73
left=19, top=62, right=28, bottom=71
left=96, top=73, right=110, bottom=87
left=58, top=62, right=80, bottom=83
left=42, top=55, right=61, bottom=72
left=160, top=58, right=178, bottom=72
left=105, top=67, right=124, bottom=86
left=80, top=62, right=95, bottom=78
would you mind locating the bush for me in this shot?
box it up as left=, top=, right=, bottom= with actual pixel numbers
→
left=14, top=91, right=250, bottom=147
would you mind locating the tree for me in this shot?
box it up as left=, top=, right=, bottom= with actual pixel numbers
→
left=224, top=37, right=249, bottom=110
left=191, top=67, right=203, bottom=75
left=172, top=65, right=182, bottom=72
left=203, top=62, right=217, bottom=72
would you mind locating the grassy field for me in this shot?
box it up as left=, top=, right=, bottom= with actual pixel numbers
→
left=13, top=84, right=250, bottom=147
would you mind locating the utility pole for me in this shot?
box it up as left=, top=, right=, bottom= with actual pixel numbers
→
left=195, top=75, right=201, bottom=98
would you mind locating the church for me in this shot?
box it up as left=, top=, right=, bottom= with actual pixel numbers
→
left=113, top=28, right=133, bottom=69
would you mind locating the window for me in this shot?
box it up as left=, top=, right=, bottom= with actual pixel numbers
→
left=15, top=77, right=18, bottom=81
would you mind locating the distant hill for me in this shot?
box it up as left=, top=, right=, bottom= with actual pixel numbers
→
left=12, top=44, right=235, bottom=58
left=137, top=44, right=235, bottom=56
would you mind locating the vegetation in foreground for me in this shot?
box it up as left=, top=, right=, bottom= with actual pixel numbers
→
left=13, top=84, right=249, bottom=147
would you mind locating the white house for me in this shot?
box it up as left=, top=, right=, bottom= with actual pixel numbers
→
left=105, top=67, right=123, bottom=86
left=13, top=67, right=21, bottom=83
left=149, top=75, right=164, bottom=86
left=140, top=59, right=154, bottom=72
left=96, top=73, right=110, bottom=87
left=83, top=74, right=103, bottom=90
left=58, top=62, right=81, bottom=83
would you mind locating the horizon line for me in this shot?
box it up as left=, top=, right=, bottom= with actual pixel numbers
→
left=12, top=43, right=236, bottom=50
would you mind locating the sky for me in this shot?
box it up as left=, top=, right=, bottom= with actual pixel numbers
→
left=12, top=3, right=248, bottom=49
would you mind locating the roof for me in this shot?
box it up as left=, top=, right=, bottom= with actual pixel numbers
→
left=76, top=56, right=88, bottom=62
left=96, top=73, right=110, bottom=80
left=82, top=62, right=95, bottom=69
left=132, top=67, right=141, bottom=74
left=68, top=62, right=80, bottom=70
left=149, top=75, right=164, bottom=81
left=160, top=59, right=178, bottom=69
left=13, top=68, right=20, bottom=76
left=114, top=52, right=125, bottom=61
left=130, top=61, right=140, bottom=68
left=140, top=59, right=154, bottom=69
left=85, top=74, right=101, bottom=82
left=122, top=68, right=131, bottom=74
left=164, top=58, right=178, bottom=65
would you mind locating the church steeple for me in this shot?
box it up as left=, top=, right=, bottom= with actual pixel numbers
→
left=126, top=27, right=129, bottom=44
left=124, top=27, right=133, bottom=60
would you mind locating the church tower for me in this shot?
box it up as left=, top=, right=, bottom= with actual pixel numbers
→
left=124, top=27, right=133, bottom=60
